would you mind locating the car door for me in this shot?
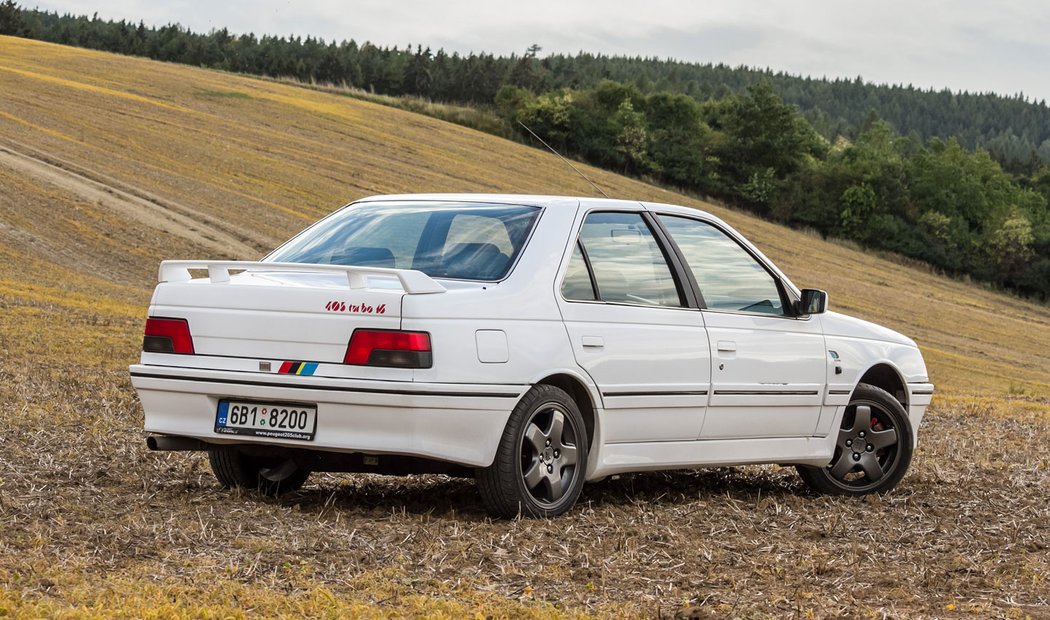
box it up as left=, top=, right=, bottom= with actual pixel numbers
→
left=556, top=210, right=710, bottom=443
left=655, top=214, right=827, bottom=439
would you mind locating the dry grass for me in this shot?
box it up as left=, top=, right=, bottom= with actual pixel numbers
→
left=271, top=77, right=519, bottom=140
left=1, top=36, right=1049, bottom=617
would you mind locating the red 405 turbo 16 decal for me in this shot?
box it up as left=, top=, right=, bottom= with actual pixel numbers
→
left=324, top=301, right=387, bottom=314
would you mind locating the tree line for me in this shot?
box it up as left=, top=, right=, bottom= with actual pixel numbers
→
left=3, top=2, right=1050, bottom=171
left=501, top=81, right=1050, bottom=298
left=1, top=2, right=1048, bottom=298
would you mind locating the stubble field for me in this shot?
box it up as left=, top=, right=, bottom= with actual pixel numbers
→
left=0, top=36, right=1048, bottom=618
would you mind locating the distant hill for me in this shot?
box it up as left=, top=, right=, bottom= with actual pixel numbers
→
left=2, top=1, right=1049, bottom=171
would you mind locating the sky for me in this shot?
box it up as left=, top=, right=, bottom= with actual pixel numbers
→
left=29, top=0, right=1050, bottom=103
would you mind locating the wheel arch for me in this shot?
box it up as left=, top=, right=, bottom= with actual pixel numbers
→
left=533, top=372, right=598, bottom=450
left=856, top=362, right=908, bottom=408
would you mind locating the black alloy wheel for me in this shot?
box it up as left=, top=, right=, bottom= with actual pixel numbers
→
left=797, top=383, right=914, bottom=495
left=477, top=384, right=588, bottom=518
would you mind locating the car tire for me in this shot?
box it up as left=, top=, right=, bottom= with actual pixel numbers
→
left=796, top=383, right=914, bottom=495
left=208, top=445, right=311, bottom=497
left=477, top=384, right=589, bottom=518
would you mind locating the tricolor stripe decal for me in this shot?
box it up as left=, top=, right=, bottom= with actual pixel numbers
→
left=277, top=361, right=318, bottom=376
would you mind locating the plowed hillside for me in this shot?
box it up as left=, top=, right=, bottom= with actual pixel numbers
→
left=1, top=36, right=1047, bottom=618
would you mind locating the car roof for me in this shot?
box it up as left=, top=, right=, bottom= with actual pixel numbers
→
left=353, top=193, right=717, bottom=219
left=343, top=193, right=793, bottom=294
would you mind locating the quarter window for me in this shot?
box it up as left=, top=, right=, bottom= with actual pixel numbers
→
left=561, top=242, right=598, bottom=301
left=659, top=215, right=785, bottom=315
left=566, top=212, right=683, bottom=307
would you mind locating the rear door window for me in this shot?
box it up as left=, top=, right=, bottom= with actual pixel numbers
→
left=563, top=212, right=683, bottom=307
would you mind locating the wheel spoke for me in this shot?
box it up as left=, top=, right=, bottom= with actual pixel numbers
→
left=859, top=452, right=884, bottom=482
left=547, top=410, right=566, bottom=449
left=559, top=444, right=578, bottom=467
left=869, top=427, right=898, bottom=450
left=524, top=423, right=547, bottom=455
left=850, top=405, right=872, bottom=434
left=546, top=470, right=565, bottom=501
left=829, top=451, right=855, bottom=479
left=523, top=460, right=545, bottom=490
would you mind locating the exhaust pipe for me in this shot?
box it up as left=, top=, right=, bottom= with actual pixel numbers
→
left=146, top=435, right=207, bottom=451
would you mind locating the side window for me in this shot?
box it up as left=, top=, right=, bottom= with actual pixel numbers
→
left=576, top=212, right=683, bottom=307
left=659, top=215, right=785, bottom=315
left=561, top=242, right=597, bottom=301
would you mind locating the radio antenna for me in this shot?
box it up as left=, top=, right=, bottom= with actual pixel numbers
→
left=517, top=120, right=610, bottom=199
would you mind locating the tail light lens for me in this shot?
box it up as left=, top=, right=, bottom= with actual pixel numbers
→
left=143, top=317, right=195, bottom=354
left=345, top=329, right=432, bottom=368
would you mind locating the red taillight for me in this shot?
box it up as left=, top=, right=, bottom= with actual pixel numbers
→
left=345, top=329, right=432, bottom=368
left=143, top=317, right=195, bottom=354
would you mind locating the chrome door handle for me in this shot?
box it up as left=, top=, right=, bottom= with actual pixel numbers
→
left=581, top=336, right=605, bottom=348
left=717, top=340, right=737, bottom=352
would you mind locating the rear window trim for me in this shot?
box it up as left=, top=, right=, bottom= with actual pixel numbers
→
left=263, top=200, right=546, bottom=284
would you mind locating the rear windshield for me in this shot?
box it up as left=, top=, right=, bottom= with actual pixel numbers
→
left=266, top=202, right=541, bottom=281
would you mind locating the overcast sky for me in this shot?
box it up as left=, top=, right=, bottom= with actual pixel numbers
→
left=30, top=0, right=1050, bottom=102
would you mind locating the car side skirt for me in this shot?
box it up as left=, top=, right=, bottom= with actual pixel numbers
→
left=588, top=434, right=837, bottom=479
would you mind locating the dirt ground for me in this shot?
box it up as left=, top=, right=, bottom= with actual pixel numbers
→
left=1, top=361, right=1047, bottom=618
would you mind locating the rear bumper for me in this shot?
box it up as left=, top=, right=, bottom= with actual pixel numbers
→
left=130, top=364, right=525, bottom=467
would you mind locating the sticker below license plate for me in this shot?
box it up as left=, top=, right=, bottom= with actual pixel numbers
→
left=215, top=400, right=317, bottom=441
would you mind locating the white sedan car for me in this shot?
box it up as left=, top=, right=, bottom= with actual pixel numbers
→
left=132, top=194, right=934, bottom=517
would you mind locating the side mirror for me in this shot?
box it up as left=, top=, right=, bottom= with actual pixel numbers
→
left=799, top=289, right=828, bottom=315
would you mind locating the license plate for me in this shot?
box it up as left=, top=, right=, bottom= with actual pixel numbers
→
left=215, top=400, right=317, bottom=441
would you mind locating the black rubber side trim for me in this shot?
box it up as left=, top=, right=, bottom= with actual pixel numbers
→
left=130, top=371, right=519, bottom=398
left=910, top=390, right=934, bottom=395
left=602, top=390, right=709, bottom=397
left=713, top=390, right=820, bottom=396
left=828, top=389, right=852, bottom=395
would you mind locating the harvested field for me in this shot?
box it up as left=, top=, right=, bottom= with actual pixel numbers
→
left=0, top=36, right=1048, bottom=618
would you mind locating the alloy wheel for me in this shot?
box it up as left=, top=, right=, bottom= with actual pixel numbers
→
left=520, top=405, right=579, bottom=506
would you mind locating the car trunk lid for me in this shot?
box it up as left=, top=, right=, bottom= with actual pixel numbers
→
left=144, top=261, right=444, bottom=373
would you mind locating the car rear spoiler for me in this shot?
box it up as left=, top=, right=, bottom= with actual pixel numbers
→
left=158, top=261, right=447, bottom=294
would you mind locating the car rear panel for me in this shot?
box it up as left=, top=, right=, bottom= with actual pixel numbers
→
left=131, top=261, right=521, bottom=466
left=144, top=268, right=410, bottom=378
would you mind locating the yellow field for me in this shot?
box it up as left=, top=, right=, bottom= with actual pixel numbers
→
left=1, top=36, right=1047, bottom=618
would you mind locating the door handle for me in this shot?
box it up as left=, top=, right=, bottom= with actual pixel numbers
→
left=717, top=340, right=737, bottom=352
left=581, top=336, right=605, bottom=348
